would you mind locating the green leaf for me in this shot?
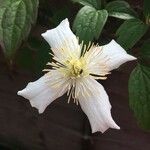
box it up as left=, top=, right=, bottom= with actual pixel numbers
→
left=129, top=64, right=150, bottom=130
left=139, top=40, right=150, bottom=67
left=72, top=0, right=101, bottom=9
left=144, top=0, right=150, bottom=17
left=116, top=19, right=148, bottom=50
left=140, top=40, right=150, bottom=60
left=0, top=0, right=39, bottom=60
left=73, top=6, right=108, bottom=43
left=0, top=0, right=11, bottom=44
left=17, top=37, right=50, bottom=73
left=31, top=0, right=39, bottom=23
left=105, top=0, right=137, bottom=20
left=17, top=43, right=33, bottom=70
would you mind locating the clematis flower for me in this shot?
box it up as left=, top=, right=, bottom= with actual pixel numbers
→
left=17, top=18, right=136, bottom=133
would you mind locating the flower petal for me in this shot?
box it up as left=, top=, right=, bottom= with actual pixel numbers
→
left=102, top=40, right=136, bottom=70
left=41, top=18, right=80, bottom=61
left=17, top=71, right=70, bottom=113
left=87, top=40, right=136, bottom=72
left=76, top=76, right=120, bottom=133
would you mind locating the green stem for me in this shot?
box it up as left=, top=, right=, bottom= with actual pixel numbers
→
left=101, top=0, right=106, bottom=9
left=146, top=15, right=150, bottom=25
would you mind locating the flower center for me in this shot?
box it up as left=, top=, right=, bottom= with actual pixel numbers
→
left=69, top=59, right=83, bottom=76
left=64, top=58, right=87, bottom=78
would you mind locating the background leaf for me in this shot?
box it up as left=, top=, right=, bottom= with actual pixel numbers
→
left=17, top=36, right=50, bottom=74
left=105, top=0, right=137, bottom=20
left=129, top=64, right=150, bottom=130
left=72, top=0, right=101, bottom=10
left=116, top=19, right=148, bottom=50
left=0, top=0, right=39, bottom=61
left=140, top=39, right=150, bottom=67
left=73, top=6, right=108, bottom=43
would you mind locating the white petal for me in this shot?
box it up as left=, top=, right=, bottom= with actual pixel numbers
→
left=76, top=77, right=120, bottom=133
left=102, top=40, right=136, bottom=70
left=86, top=40, right=136, bottom=72
left=17, top=71, right=70, bottom=113
left=41, top=18, right=80, bottom=61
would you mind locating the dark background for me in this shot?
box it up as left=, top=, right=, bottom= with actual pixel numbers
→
left=0, top=0, right=150, bottom=149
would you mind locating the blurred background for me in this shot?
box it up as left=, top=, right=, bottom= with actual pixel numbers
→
left=0, top=0, right=150, bottom=149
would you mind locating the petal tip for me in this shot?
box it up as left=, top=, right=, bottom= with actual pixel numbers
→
left=17, top=91, right=21, bottom=96
left=91, top=126, right=109, bottom=134
left=17, top=89, right=25, bottom=96
left=127, top=55, right=137, bottom=61
left=62, top=18, right=69, bottom=23
left=29, top=101, right=44, bottom=114
left=41, top=32, right=47, bottom=39
left=110, top=39, right=116, bottom=43
left=113, top=124, right=120, bottom=130
left=41, top=18, right=70, bottom=42
left=38, top=109, right=44, bottom=114
left=110, top=120, right=120, bottom=131
left=29, top=99, right=52, bottom=115
left=109, top=39, right=119, bottom=46
left=91, top=124, right=120, bottom=134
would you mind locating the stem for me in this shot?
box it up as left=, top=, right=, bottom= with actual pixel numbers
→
left=101, top=0, right=106, bottom=9
left=146, top=16, right=150, bottom=25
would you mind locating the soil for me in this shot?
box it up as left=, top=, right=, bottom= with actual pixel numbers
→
left=0, top=61, right=150, bottom=150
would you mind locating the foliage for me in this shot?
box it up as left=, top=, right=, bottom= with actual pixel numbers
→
left=0, top=0, right=39, bottom=63
left=140, top=40, right=150, bottom=62
left=129, top=64, right=150, bottom=130
left=72, top=0, right=101, bottom=9
left=17, top=36, right=50, bottom=74
left=73, top=6, right=108, bottom=43
left=116, top=19, right=148, bottom=50
left=105, top=0, right=137, bottom=20
left=127, top=0, right=150, bottom=131
left=72, top=0, right=138, bottom=42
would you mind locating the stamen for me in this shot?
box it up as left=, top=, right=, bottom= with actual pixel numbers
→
left=42, top=69, right=51, bottom=72
left=44, top=41, right=111, bottom=104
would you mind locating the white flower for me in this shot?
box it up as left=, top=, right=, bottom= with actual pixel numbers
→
left=17, top=18, right=136, bottom=133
